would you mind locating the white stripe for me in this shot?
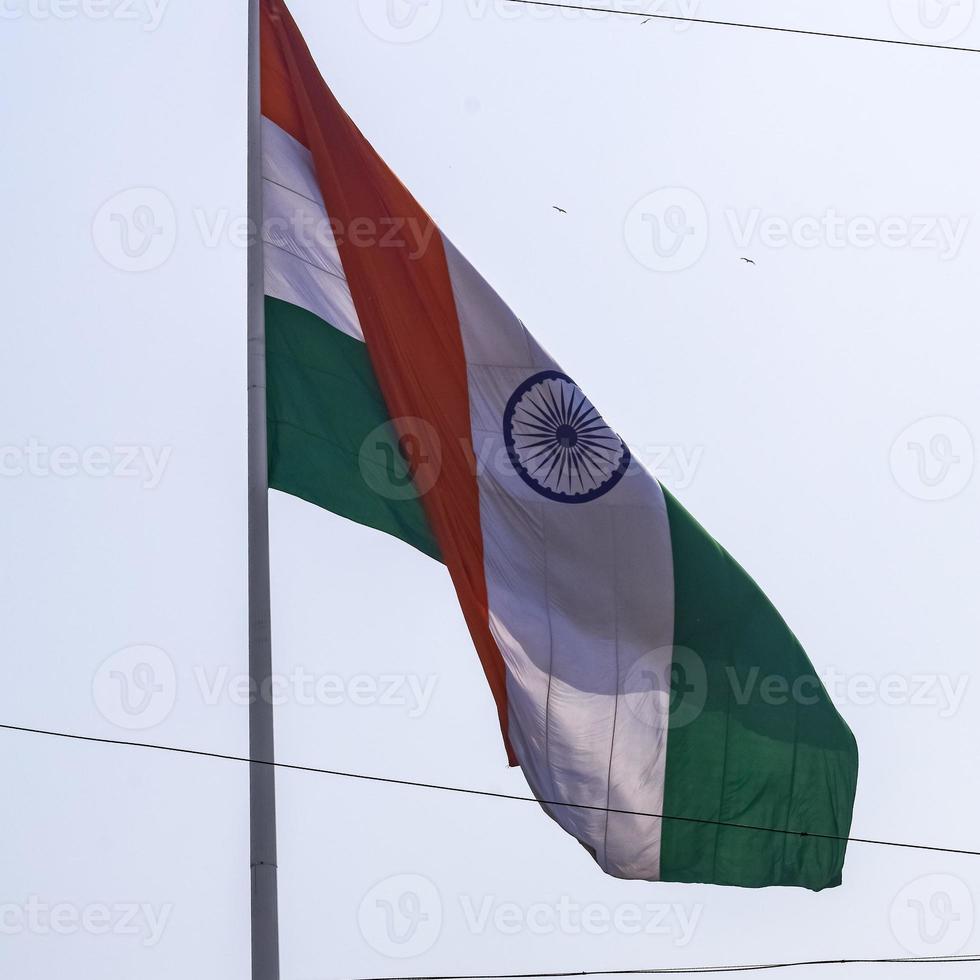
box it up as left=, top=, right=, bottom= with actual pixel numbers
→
left=443, top=235, right=676, bottom=879
left=261, top=117, right=364, bottom=342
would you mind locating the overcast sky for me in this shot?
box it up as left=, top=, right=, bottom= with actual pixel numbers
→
left=2, top=0, right=979, bottom=977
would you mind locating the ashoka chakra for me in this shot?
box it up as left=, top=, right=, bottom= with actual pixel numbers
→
left=503, top=370, right=631, bottom=503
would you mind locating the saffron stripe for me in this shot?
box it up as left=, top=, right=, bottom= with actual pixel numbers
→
left=263, top=0, right=515, bottom=764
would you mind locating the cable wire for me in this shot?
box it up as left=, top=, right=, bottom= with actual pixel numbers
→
left=504, top=0, right=980, bottom=55
left=351, top=954, right=980, bottom=979
left=3, top=730, right=977, bottom=977
left=2, top=722, right=978, bottom=859
left=352, top=954, right=980, bottom=979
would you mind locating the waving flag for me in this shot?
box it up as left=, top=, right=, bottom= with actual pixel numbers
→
left=260, top=0, right=858, bottom=890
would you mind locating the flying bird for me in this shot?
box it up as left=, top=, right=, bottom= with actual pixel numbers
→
left=552, top=206, right=567, bottom=214
left=740, top=257, right=756, bottom=265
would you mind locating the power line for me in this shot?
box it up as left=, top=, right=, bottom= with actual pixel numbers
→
left=504, top=0, right=980, bottom=55
left=352, top=954, right=980, bottom=979
left=5, top=723, right=978, bottom=979
left=3, top=722, right=979, bottom=859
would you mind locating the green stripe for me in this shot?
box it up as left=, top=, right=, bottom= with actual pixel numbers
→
left=660, top=490, right=858, bottom=890
left=265, top=296, right=441, bottom=561
left=266, top=291, right=857, bottom=889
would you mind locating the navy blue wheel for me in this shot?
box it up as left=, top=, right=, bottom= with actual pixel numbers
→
left=503, top=370, right=631, bottom=503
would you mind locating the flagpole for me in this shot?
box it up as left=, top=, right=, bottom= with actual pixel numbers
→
left=247, top=1, right=280, bottom=978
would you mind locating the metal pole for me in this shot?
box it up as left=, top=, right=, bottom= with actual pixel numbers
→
left=247, top=1, right=280, bottom=978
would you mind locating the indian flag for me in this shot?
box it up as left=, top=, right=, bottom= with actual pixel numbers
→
left=260, top=0, right=858, bottom=890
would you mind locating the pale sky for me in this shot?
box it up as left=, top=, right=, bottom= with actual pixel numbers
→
left=1, top=1, right=979, bottom=977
